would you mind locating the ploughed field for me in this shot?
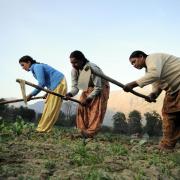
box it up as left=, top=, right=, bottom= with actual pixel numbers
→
left=0, top=121, right=180, bottom=179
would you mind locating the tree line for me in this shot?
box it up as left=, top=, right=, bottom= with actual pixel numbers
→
left=111, top=110, right=162, bottom=137
left=0, top=98, right=76, bottom=127
left=0, top=98, right=162, bottom=137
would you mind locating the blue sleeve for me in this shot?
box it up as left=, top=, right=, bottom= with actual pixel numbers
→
left=30, top=65, right=46, bottom=96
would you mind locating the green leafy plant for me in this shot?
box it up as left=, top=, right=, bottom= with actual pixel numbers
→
left=109, top=143, right=128, bottom=156
left=70, top=143, right=103, bottom=166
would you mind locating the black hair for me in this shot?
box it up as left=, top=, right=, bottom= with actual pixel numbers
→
left=70, top=50, right=89, bottom=63
left=19, top=55, right=40, bottom=64
left=129, top=50, right=148, bottom=59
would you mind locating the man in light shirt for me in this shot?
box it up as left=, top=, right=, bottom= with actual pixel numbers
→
left=123, top=50, right=180, bottom=150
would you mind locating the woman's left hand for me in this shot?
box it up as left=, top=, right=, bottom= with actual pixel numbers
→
left=81, top=97, right=93, bottom=106
left=26, top=95, right=33, bottom=101
left=123, top=81, right=138, bottom=92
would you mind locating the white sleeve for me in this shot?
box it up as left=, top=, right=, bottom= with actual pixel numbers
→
left=69, top=69, right=79, bottom=96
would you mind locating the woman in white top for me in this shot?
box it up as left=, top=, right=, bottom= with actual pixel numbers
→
left=66, top=50, right=110, bottom=138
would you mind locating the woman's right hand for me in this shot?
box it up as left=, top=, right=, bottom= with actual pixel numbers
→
left=43, top=93, right=48, bottom=99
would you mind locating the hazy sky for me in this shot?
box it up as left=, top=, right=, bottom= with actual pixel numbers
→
left=1, top=0, right=180, bottom=100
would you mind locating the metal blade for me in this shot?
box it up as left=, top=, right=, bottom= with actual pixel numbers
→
left=18, top=79, right=27, bottom=105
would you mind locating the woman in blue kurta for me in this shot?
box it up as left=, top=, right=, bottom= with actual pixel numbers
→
left=19, top=55, right=67, bottom=132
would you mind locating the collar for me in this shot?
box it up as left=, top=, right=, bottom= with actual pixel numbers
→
left=29, top=63, right=35, bottom=71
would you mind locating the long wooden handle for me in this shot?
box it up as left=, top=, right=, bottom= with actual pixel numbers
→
left=16, top=79, right=82, bottom=105
left=0, top=96, right=44, bottom=105
left=89, top=68, right=151, bottom=101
